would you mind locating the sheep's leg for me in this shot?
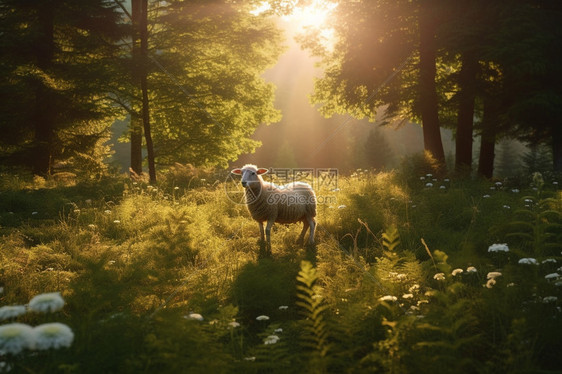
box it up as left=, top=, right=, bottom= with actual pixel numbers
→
left=265, top=219, right=275, bottom=245
left=307, top=216, right=316, bottom=245
left=297, top=219, right=309, bottom=245
left=258, top=221, right=265, bottom=243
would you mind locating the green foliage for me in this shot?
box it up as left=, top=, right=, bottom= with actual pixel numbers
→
left=1, top=166, right=561, bottom=372
left=296, top=260, right=330, bottom=369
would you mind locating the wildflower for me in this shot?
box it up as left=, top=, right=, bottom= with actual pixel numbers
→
left=244, top=357, right=256, bottom=361
left=396, top=273, right=407, bottom=281
left=486, top=278, right=496, bottom=288
left=33, top=323, right=74, bottom=350
left=186, top=313, right=204, bottom=321
left=420, top=176, right=425, bottom=180
left=425, top=182, right=433, bottom=187
left=487, top=272, right=502, bottom=279
left=228, top=321, right=240, bottom=328
left=88, top=224, right=96, bottom=229
left=542, top=259, right=557, bottom=264
left=379, top=295, right=397, bottom=302
left=433, top=273, right=445, bottom=281
left=174, top=186, right=180, bottom=190
left=440, top=185, right=446, bottom=189
left=338, top=205, right=347, bottom=209
left=490, top=186, right=496, bottom=190
left=553, top=181, right=559, bottom=185
left=402, top=293, right=414, bottom=299
left=113, top=220, right=120, bottom=224
left=274, top=328, right=283, bottom=333
left=466, top=266, right=477, bottom=273
left=85, top=199, right=92, bottom=205
left=28, top=292, right=65, bottom=313
left=409, top=284, right=420, bottom=293
left=542, top=296, right=558, bottom=303
left=545, top=273, right=560, bottom=280
left=524, top=198, right=533, bottom=203
left=512, top=189, right=520, bottom=193
left=278, top=305, right=289, bottom=310
left=0, top=305, right=27, bottom=321
left=503, top=205, right=511, bottom=209
left=104, top=210, right=111, bottom=214
left=518, top=258, right=538, bottom=265
left=264, top=335, right=280, bottom=345
left=426, top=174, right=433, bottom=178
left=452, top=268, right=464, bottom=276
left=488, top=243, right=509, bottom=253
left=32, top=211, right=38, bottom=215
left=256, top=315, right=270, bottom=321
left=483, top=194, right=491, bottom=198
left=0, top=323, right=35, bottom=354
left=495, top=182, right=503, bottom=187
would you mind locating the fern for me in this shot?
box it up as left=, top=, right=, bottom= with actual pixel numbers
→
left=296, top=261, right=330, bottom=361
left=382, top=225, right=400, bottom=253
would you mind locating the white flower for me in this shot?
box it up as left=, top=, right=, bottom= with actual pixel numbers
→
left=488, top=243, right=509, bottom=253
left=244, top=357, right=256, bottom=361
left=31, top=211, right=38, bottom=215
left=0, top=323, right=35, bottom=354
left=379, top=295, right=397, bottom=302
left=0, top=306, right=27, bottom=321
left=433, top=273, right=445, bottom=281
left=33, top=323, right=74, bottom=350
left=402, top=293, right=414, bottom=299
left=545, top=273, right=560, bottom=280
left=256, top=315, right=270, bottom=321
left=88, top=224, right=96, bottom=229
left=174, top=186, right=180, bottom=190
left=396, top=273, right=407, bottom=281
left=185, top=313, right=203, bottom=321
left=466, top=266, right=477, bottom=273
left=28, top=292, right=65, bottom=313
left=274, top=328, right=283, bottom=333
left=542, top=259, right=557, bottom=264
left=554, top=181, right=559, bottom=185
left=542, top=296, right=558, bottom=303
left=425, top=183, right=433, bottom=187
left=486, top=278, right=496, bottom=288
left=512, top=189, right=520, bottom=193
left=409, top=284, right=420, bottom=293
left=278, top=305, right=289, bottom=310
left=426, top=174, right=433, bottom=177
left=113, top=220, right=120, bottom=224
left=524, top=198, right=533, bottom=203
left=495, top=182, right=503, bottom=186
left=264, top=335, right=280, bottom=345
left=483, top=194, right=491, bottom=198
left=440, top=185, right=446, bottom=189
left=452, top=268, right=464, bottom=276
left=104, top=209, right=111, bottom=214
left=487, top=272, right=502, bottom=279
left=338, top=205, right=347, bottom=209
left=518, top=258, right=538, bottom=265
left=420, top=176, right=425, bottom=180
left=228, top=321, right=240, bottom=328
left=503, top=205, right=511, bottom=209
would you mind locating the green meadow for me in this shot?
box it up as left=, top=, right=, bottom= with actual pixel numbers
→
left=1, top=164, right=561, bottom=373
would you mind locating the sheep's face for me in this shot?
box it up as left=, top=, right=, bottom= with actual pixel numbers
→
left=231, top=165, right=268, bottom=188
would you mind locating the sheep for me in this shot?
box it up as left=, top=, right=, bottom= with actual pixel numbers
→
left=231, top=164, right=316, bottom=246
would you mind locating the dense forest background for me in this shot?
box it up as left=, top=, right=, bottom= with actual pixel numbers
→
left=1, top=0, right=560, bottom=181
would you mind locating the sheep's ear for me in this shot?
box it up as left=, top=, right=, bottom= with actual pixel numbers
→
left=231, top=168, right=242, bottom=175
left=257, top=168, right=268, bottom=175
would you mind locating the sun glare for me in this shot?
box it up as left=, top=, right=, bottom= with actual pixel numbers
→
left=283, top=0, right=338, bottom=29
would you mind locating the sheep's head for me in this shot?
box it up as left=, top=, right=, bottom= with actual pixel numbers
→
left=231, top=164, right=268, bottom=188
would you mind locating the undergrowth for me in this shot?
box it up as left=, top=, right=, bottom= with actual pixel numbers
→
left=0, top=167, right=561, bottom=373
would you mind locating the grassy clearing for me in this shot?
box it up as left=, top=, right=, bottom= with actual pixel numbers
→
left=0, top=167, right=561, bottom=373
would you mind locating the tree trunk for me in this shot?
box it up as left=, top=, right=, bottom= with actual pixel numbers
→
left=418, top=2, right=446, bottom=171
left=455, top=53, right=477, bottom=175
left=477, top=99, right=497, bottom=178
left=140, top=0, right=156, bottom=183
left=130, top=0, right=143, bottom=176
left=32, top=4, right=55, bottom=176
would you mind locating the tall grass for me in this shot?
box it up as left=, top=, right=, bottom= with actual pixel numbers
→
left=0, top=165, right=560, bottom=373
